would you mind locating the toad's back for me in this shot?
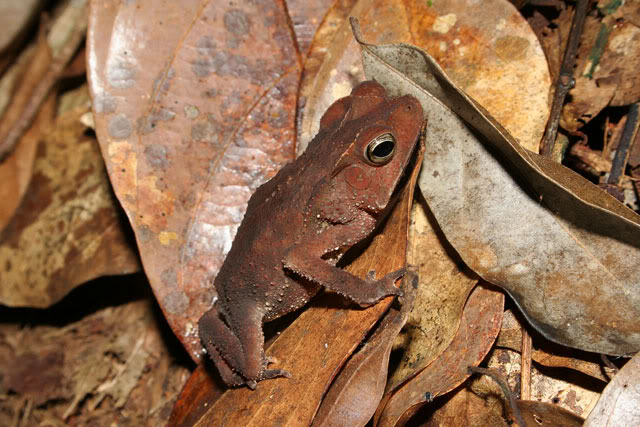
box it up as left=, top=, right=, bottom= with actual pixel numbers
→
left=213, top=119, right=360, bottom=320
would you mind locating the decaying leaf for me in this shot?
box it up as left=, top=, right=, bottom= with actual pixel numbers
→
left=285, top=0, right=334, bottom=58
left=353, top=20, right=640, bottom=355
left=387, top=197, right=477, bottom=388
left=0, top=94, right=54, bottom=233
left=192, top=130, right=423, bottom=427
left=496, top=310, right=615, bottom=384
left=518, top=400, right=584, bottom=427
left=603, top=19, right=640, bottom=106
left=0, top=276, right=190, bottom=425
left=559, top=4, right=640, bottom=131
left=312, top=274, right=418, bottom=427
left=299, top=0, right=550, bottom=153
left=560, top=12, right=619, bottom=132
left=485, top=344, right=602, bottom=418
left=0, top=105, right=140, bottom=307
left=375, top=284, right=504, bottom=427
left=584, top=353, right=640, bottom=426
left=86, top=0, right=302, bottom=359
left=419, top=385, right=509, bottom=427
left=0, top=0, right=88, bottom=160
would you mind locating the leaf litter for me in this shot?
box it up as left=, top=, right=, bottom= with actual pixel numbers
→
left=3, top=0, right=640, bottom=425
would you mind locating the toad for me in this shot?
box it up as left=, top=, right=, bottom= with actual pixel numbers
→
left=199, top=81, right=423, bottom=388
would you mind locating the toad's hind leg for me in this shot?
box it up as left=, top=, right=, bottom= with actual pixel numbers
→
left=225, top=305, right=291, bottom=385
left=198, top=305, right=247, bottom=385
left=199, top=303, right=289, bottom=388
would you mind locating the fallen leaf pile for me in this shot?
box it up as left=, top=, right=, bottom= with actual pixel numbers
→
left=0, top=0, right=639, bottom=425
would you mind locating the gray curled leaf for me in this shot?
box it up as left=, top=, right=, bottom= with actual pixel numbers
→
left=351, top=18, right=640, bottom=356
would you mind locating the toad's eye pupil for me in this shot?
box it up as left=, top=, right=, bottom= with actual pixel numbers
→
left=366, top=133, right=395, bottom=165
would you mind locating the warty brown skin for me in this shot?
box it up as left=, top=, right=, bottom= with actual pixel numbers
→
left=198, top=80, right=423, bottom=388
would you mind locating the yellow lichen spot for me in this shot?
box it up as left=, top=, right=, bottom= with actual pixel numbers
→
left=432, top=13, right=457, bottom=34
left=137, top=175, right=175, bottom=229
left=107, top=141, right=137, bottom=200
left=184, top=104, right=200, bottom=119
left=108, top=140, right=132, bottom=165
left=158, top=231, right=178, bottom=245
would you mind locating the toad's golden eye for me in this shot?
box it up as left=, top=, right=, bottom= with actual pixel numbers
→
left=366, top=133, right=396, bottom=165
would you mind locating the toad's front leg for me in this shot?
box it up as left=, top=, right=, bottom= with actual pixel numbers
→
left=283, top=215, right=404, bottom=306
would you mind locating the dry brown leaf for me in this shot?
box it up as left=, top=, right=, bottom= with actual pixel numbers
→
left=375, top=284, right=504, bottom=427
left=86, top=0, right=302, bottom=359
left=0, top=94, right=55, bottom=232
left=298, top=0, right=549, bottom=154
left=496, top=310, right=615, bottom=383
left=168, top=363, right=225, bottom=427
left=312, top=274, right=419, bottom=427
left=424, top=385, right=509, bottom=427
left=607, top=21, right=640, bottom=106
left=584, top=353, right=640, bottom=426
left=297, top=0, right=366, bottom=152
left=355, top=23, right=640, bottom=355
left=0, top=276, right=190, bottom=426
left=485, top=345, right=602, bottom=418
left=0, top=0, right=87, bottom=160
left=0, top=105, right=140, bottom=307
left=560, top=13, right=619, bottom=131
left=285, top=0, right=334, bottom=58
left=518, top=400, right=584, bottom=427
left=193, top=132, right=422, bottom=427
left=561, top=6, right=640, bottom=131
left=387, top=197, right=477, bottom=388
left=614, top=0, right=640, bottom=27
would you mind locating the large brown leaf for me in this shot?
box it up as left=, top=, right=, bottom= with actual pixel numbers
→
left=354, top=20, right=640, bottom=355
left=298, top=0, right=549, bottom=153
left=86, top=0, right=302, bottom=359
left=285, top=0, right=334, bottom=58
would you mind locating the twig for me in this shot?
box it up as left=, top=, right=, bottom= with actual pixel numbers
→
left=520, top=329, right=532, bottom=400
left=468, top=366, right=527, bottom=427
left=540, top=0, right=589, bottom=157
left=600, top=354, right=619, bottom=375
left=18, top=398, right=32, bottom=427
left=607, top=103, right=639, bottom=186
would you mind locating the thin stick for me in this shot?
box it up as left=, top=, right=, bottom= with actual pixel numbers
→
left=520, top=329, right=532, bottom=401
left=607, top=103, right=639, bottom=186
left=600, top=354, right=619, bottom=375
left=539, top=0, right=589, bottom=157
